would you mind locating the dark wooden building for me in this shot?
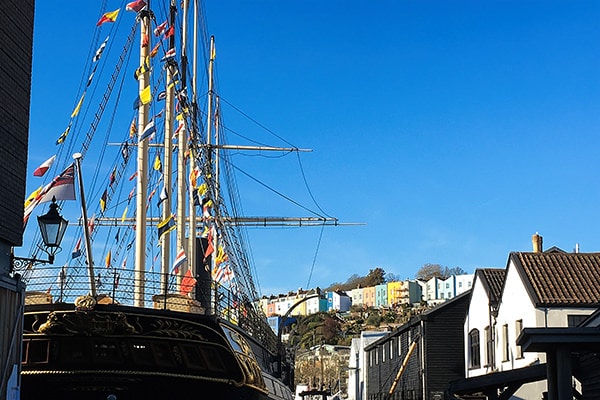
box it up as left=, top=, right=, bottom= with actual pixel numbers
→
left=0, top=0, right=35, bottom=398
left=365, top=292, right=470, bottom=400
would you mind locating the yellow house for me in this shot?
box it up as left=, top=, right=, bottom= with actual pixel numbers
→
left=387, top=281, right=408, bottom=306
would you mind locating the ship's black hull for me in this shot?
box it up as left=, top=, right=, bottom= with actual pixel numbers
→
left=20, top=300, right=291, bottom=400
left=21, top=373, right=267, bottom=400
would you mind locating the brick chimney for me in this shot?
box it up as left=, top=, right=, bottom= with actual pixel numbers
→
left=532, top=232, right=543, bottom=253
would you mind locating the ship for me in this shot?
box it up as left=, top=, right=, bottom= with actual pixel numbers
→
left=17, top=1, right=338, bottom=399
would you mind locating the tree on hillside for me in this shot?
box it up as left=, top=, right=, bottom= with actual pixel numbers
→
left=416, top=263, right=443, bottom=280
left=416, top=263, right=467, bottom=280
left=365, top=267, right=386, bottom=286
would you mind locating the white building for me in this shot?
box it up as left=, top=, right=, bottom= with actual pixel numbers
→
left=459, top=234, right=600, bottom=399
left=347, top=331, right=386, bottom=400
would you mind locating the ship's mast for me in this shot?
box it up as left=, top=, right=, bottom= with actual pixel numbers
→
left=134, top=7, right=151, bottom=307
left=186, top=0, right=199, bottom=283
left=160, top=1, right=177, bottom=289
left=206, top=35, right=216, bottom=313
left=176, top=0, right=189, bottom=277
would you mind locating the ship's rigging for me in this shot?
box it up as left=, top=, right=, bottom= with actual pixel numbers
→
left=23, top=0, right=339, bottom=309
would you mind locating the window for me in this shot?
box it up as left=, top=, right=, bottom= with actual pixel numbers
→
left=390, top=340, right=394, bottom=359
left=459, top=282, right=463, bottom=288
left=502, top=324, right=509, bottom=362
left=484, top=326, right=494, bottom=367
left=515, top=320, right=523, bottom=359
left=568, top=314, right=588, bottom=327
left=468, top=329, right=480, bottom=368
left=446, top=283, right=450, bottom=289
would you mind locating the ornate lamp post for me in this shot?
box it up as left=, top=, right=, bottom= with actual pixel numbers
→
left=11, top=197, right=68, bottom=271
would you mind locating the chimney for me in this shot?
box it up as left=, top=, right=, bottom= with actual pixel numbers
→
left=532, top=232, right=543, bottom=253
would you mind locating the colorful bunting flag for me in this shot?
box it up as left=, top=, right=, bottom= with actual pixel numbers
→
left=204, top=226, right=215, bottom=260
left=129, top=118, right=137, bottom=138
left=172, top=248, right=186, bottom=274
left=109, top=168, right=116, bottom=187
left=97, top=8, right=120, bottom=26
left=71, top=93, right=85, bottom=118
left=157, top=214, right=176, bottom=239
left=72, top=237, right=82, bottom=259
left=149, top=42, right=160, bottom=58
left=56, top=125, right=71, bottom=145
left=88, top=214, right=95, bottom=234
left=157, top=185, right=168, bottom=207
left=140, top=84, right=152, bottom=105
left=93, top=36, right=109, bottom=62
left=24, top=186, right=42, bottom=208
left=100, top=189, right=108, bottom=212
left=180, top=269, right=196, bottom=296
left=164, top=25, right=174, bottom=39
left=134, top=56, right=151, bottom=80
left=33, top=155, right=56, bottom=177
left=161, top=48, right=176, bottom=63
left=37, top=164, right=76, bottom=204
left=154, top=21, right=168, bottom=36
left=153, top=154, right=162, bottom=171
left=125, top=0, right=147, bottom=13
left=105, top=250, right=111, bottom=268
left=139, top=119, right=155, bottom=141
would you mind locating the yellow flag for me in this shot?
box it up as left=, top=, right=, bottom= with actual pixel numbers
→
left=105, top=250, right=111, bottom=268
left=71, top=93, right=85, bottom=118
left=140, top=84, right=151, bottom=105
left=153, top=154, right=162, bottom=171
left=24, top=186, right=42, bottom=208
left=121, top=206, right=128, bottom=222
left=198, top=182, right=208, bottom=196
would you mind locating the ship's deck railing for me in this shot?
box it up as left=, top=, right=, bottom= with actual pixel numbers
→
left=21, top=265, right=278, bottom=354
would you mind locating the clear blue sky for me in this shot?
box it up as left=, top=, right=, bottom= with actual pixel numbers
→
left=27, top=1, right=600, bottom=297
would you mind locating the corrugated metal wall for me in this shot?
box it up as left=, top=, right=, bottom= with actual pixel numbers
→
left=0, top=285, right=25, bottom=399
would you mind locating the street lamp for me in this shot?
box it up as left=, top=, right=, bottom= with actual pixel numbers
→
left=36, top=196, right=68, bottom=262
left=12, top=197, right=68, bottom=271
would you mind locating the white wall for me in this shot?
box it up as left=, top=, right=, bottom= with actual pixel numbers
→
left=464, top=275, right=491, bottom=378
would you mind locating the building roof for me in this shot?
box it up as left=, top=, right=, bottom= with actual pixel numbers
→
left=510, top=251, right=600, bottom=307
left=364, top=291, right=471, bottom=350
left=477, top=268, right=506, bottom=305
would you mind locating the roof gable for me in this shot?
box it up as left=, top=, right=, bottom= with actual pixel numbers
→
left=477, top=268, right=506, bottom=305
left=510, top=252, right=600, bottom=307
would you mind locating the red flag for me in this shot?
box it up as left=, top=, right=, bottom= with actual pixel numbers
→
left=204, top=226, right=215, bottom=260
left=180, top=269, right=197, bottom=296
left=88, top=214, right=95, bottom=234
left=125, top=0, right=146, bottom=12
left=154, top=21, right=167, bottom=36
left=33, top=155, right=56, bottom=177
left=164, top=25, right=174, bottom=39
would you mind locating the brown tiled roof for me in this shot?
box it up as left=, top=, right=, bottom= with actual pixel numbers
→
left=511, top=252, right=600, bottom=307
left=479, top=268, right=505, bottom=304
